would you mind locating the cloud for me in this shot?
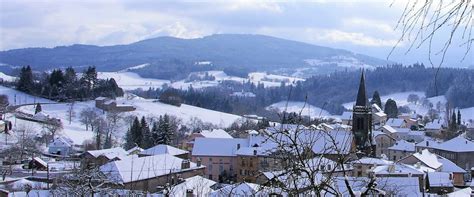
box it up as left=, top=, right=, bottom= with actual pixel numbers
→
left=308, top=29, right=399, bottom=47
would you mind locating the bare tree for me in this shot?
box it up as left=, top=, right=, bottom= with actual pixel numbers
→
left=67, top=101, right=75, bottom=125
left=80, top=107, right=99, bottom=131
left=390, top=0, right=473, bottom=65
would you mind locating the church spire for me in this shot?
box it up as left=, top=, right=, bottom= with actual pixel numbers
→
left=355, top=70, right=368, bottom=107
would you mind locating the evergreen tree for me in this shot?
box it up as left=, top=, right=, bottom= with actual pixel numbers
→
left=451, top=111, right=457, bottom=131
left=103, top=133, right=113, bottom=149
left=157, top=115, right=174, bottom=145
left=127, top=117, right=142, bottom=148
left=140, top=116, right=153, bottom=148
left=17, top=66, right=34, bottom=93
left=371, top=91, right=382, bottom=108
left=384, top=99, right=398, bottom=118
left=35, top=103, right=42, bottom=114
left=49, top=69, right=65, bottom=87
left=457, top=110, right=461, bottom=125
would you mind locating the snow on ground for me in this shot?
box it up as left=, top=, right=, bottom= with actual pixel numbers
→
left=98, top=71, right=170, bottom=90
left=267, top=101, right=331, bottom=118
left=119, top=63, right=150, bottom=72
left=118, top=96, right=242, bottom=128
left=0, top=72, right=16, bottom=82
left=460, top=107, right=474, bottom=122
left=343, top=91, right=426, bottom=109
left=304, top=56, right=377, bottom=70
left=249, top=72, right=304, bottom=87
left=0, top=86, right=52, bottom=105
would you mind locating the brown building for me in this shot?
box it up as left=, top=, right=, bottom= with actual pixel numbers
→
left=95, top=97, right=135, bottom=112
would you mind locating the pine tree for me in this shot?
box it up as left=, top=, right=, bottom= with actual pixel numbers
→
left=35, top=103, right=42, bottom=114
left=384, top=99, right=398, bottom=118
left=457, top=110, right=461, bottom=125
left=451, top=111, right=457, bottom=131
left=140, top=116, right=153, bottom=148
left=103, top=133, right=112, bottom=149
left=129, top=117, right=142, bottom=148
left=17, top=66, right=34, bottom=93
left=157, top=115, right=174, bottom=145
left=371, top=91, right=382, bottom=109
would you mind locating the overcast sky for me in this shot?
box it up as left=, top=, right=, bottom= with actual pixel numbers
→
left=0, top=0, right=472, bottom=67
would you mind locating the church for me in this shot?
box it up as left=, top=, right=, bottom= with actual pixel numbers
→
left=352, top=71, right=376, bottom=157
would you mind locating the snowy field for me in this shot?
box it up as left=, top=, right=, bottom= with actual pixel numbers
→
left=98, top=70, right=305, bottom=91
left=0, top=72, right=16, bottom=82
left=0, top=85, right=243, bottom=146
left=267, top=101, right=331, bottom=118
left=98, top=71, right=170, bottom=90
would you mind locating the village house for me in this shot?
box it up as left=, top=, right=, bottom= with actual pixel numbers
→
left=385, top=118, right=407, bottom=128
left=371, top=104, right=387, bottom=125
left=100, top=154, right=205, bottom=192
left=181, top=129, right=233, bottom=151
left=415, top=135, right=474, bottom=170
left=126, top=146, right=144, bottom=155
left=48, top=136, right=75, bottom=157
left=139, top=144, right=188, bottom=159
left=387, top=139, right=416, bottom=161
left=399, top=149, right=467, bottom=187
left=351, top=157, right=393, bottom=177
left=424, top=119, right=443, bottom=135
left=82, top=147, right=128, bottom=167
left=373, top=130, right=396, bottom=157
left=95, top=97, right=136, bottom=112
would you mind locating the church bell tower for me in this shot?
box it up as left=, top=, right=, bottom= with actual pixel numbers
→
left=352, top=71, right=375, bottom=156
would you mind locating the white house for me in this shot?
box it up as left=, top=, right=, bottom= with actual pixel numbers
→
left=48, top=136, right=74, bottom=156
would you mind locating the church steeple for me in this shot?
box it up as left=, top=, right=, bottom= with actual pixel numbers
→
left=352, top=70, right=375, bottom=157
left=355, top=70, right=368, bottom=107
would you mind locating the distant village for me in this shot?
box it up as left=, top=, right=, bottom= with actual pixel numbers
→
left=0, top=71, right=473, bottom=196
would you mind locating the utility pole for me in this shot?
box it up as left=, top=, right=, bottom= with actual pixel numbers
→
left=47, top=163, right=50, bottom=189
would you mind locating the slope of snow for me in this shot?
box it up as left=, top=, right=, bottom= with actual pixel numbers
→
left=0, top=72, right=16, bottom=82
left=98, top=72, right=170, bottom=90
left=249, top=72, right=304, bottom=87
left=343, top=91, right=425, bottom=109
left=121, top=97, right=242, bottom=128
left=119, top=63, right=150, bottom=72
left=267, top=101, right=330, bottom=118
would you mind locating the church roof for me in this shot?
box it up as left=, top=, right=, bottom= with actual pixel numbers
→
left=355, top=71, right=368, bottom=107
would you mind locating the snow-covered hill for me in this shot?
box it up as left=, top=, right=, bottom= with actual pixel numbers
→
left=0, top=85, right=242, bottom=145
left=267, top=101, right=331, bottom=119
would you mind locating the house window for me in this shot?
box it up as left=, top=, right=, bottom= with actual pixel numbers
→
left=209, top=175, right=213, bottom=180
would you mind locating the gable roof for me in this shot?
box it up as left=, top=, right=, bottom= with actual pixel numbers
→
left=412, top=149, right=443, bottom=169
left=86, top=147, right=127, bottom=160
left=388, top=140, right=415, bottom=152
left=210, top=182, right=261, bottom=196
left=386, top=118, right=405, bottom=127
left=192, top=138, right=248, bottom=157
left=427, top=172, right=453, bottom=187
left=200, top=129, right=233, bottom=139
left=167, top=175, right=216, bottom=197
left=100, top=154, right=204, bottom=183
left=140, top=144, right=188, bottom=156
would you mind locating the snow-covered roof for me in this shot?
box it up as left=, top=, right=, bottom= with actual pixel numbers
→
left=425, top=120, right=442, bottom=130
left=95, top=96, right=107, bottom=101
left=48, top=136, right=74, bottom=147
left=386, top=118, right=405, bottom=127
left=334, top=177, right=422, bottom=196
left=126, top=146, right=144, bottom=155
left=374, top=111, right=386, bottom=117
left=388, top=140, right=415, bottom=152
left=381, top=125, right=398, bottom=134
left=427, top=172, right=453, bottom=187
left=372, top=103, right=383, bottom=112
left=32, top=157, right=47, bottom=168
left=210, top=182, right=261, bottom=196
left=438, top=156, right=466, bottom=173
left=447, top=188, right=473, bottom=197
left=412, top=149, right=442, bottom=169
left=33, top=111, right=49, bottom=121
left=352, top=157, right=393, bottom=165
left=372, top=163, right=424, bottom=175
left=341, top=111, right=352, bottom=120
left=100, top=154, right=204, bottom=183
left=166, top=175, right=216, bottom=197
left=86, top=147, right=128, bottom=160
left=192, top=138, right=248, bottom=157
left=139, top=144, right=188, bottom=156
left=200, top=129, right=233, bottom=139
left=434, top=135, right=474, bottom=152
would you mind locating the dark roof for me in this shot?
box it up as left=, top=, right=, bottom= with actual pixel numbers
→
left=355, top=71, right=368, bottom=107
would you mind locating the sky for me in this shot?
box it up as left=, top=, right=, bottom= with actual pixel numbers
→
left=0, top=0, right=472, bottom=67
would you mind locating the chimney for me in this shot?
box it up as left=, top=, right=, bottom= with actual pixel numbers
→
left=237, top=143, right=241, bottom=150
left=253, top=150, right=257, bottom=156
left=186, top=189, right=194, bottom=197
left=196, top=158, right=201, bottom=167
left=426, top=141, right=429, bottom=147
left=181, top=159, right=190, bottom=169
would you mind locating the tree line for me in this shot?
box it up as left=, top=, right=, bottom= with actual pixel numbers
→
left=124, top=114, right=179, bottom=150
left=14, top=66, right=124, bottom=101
